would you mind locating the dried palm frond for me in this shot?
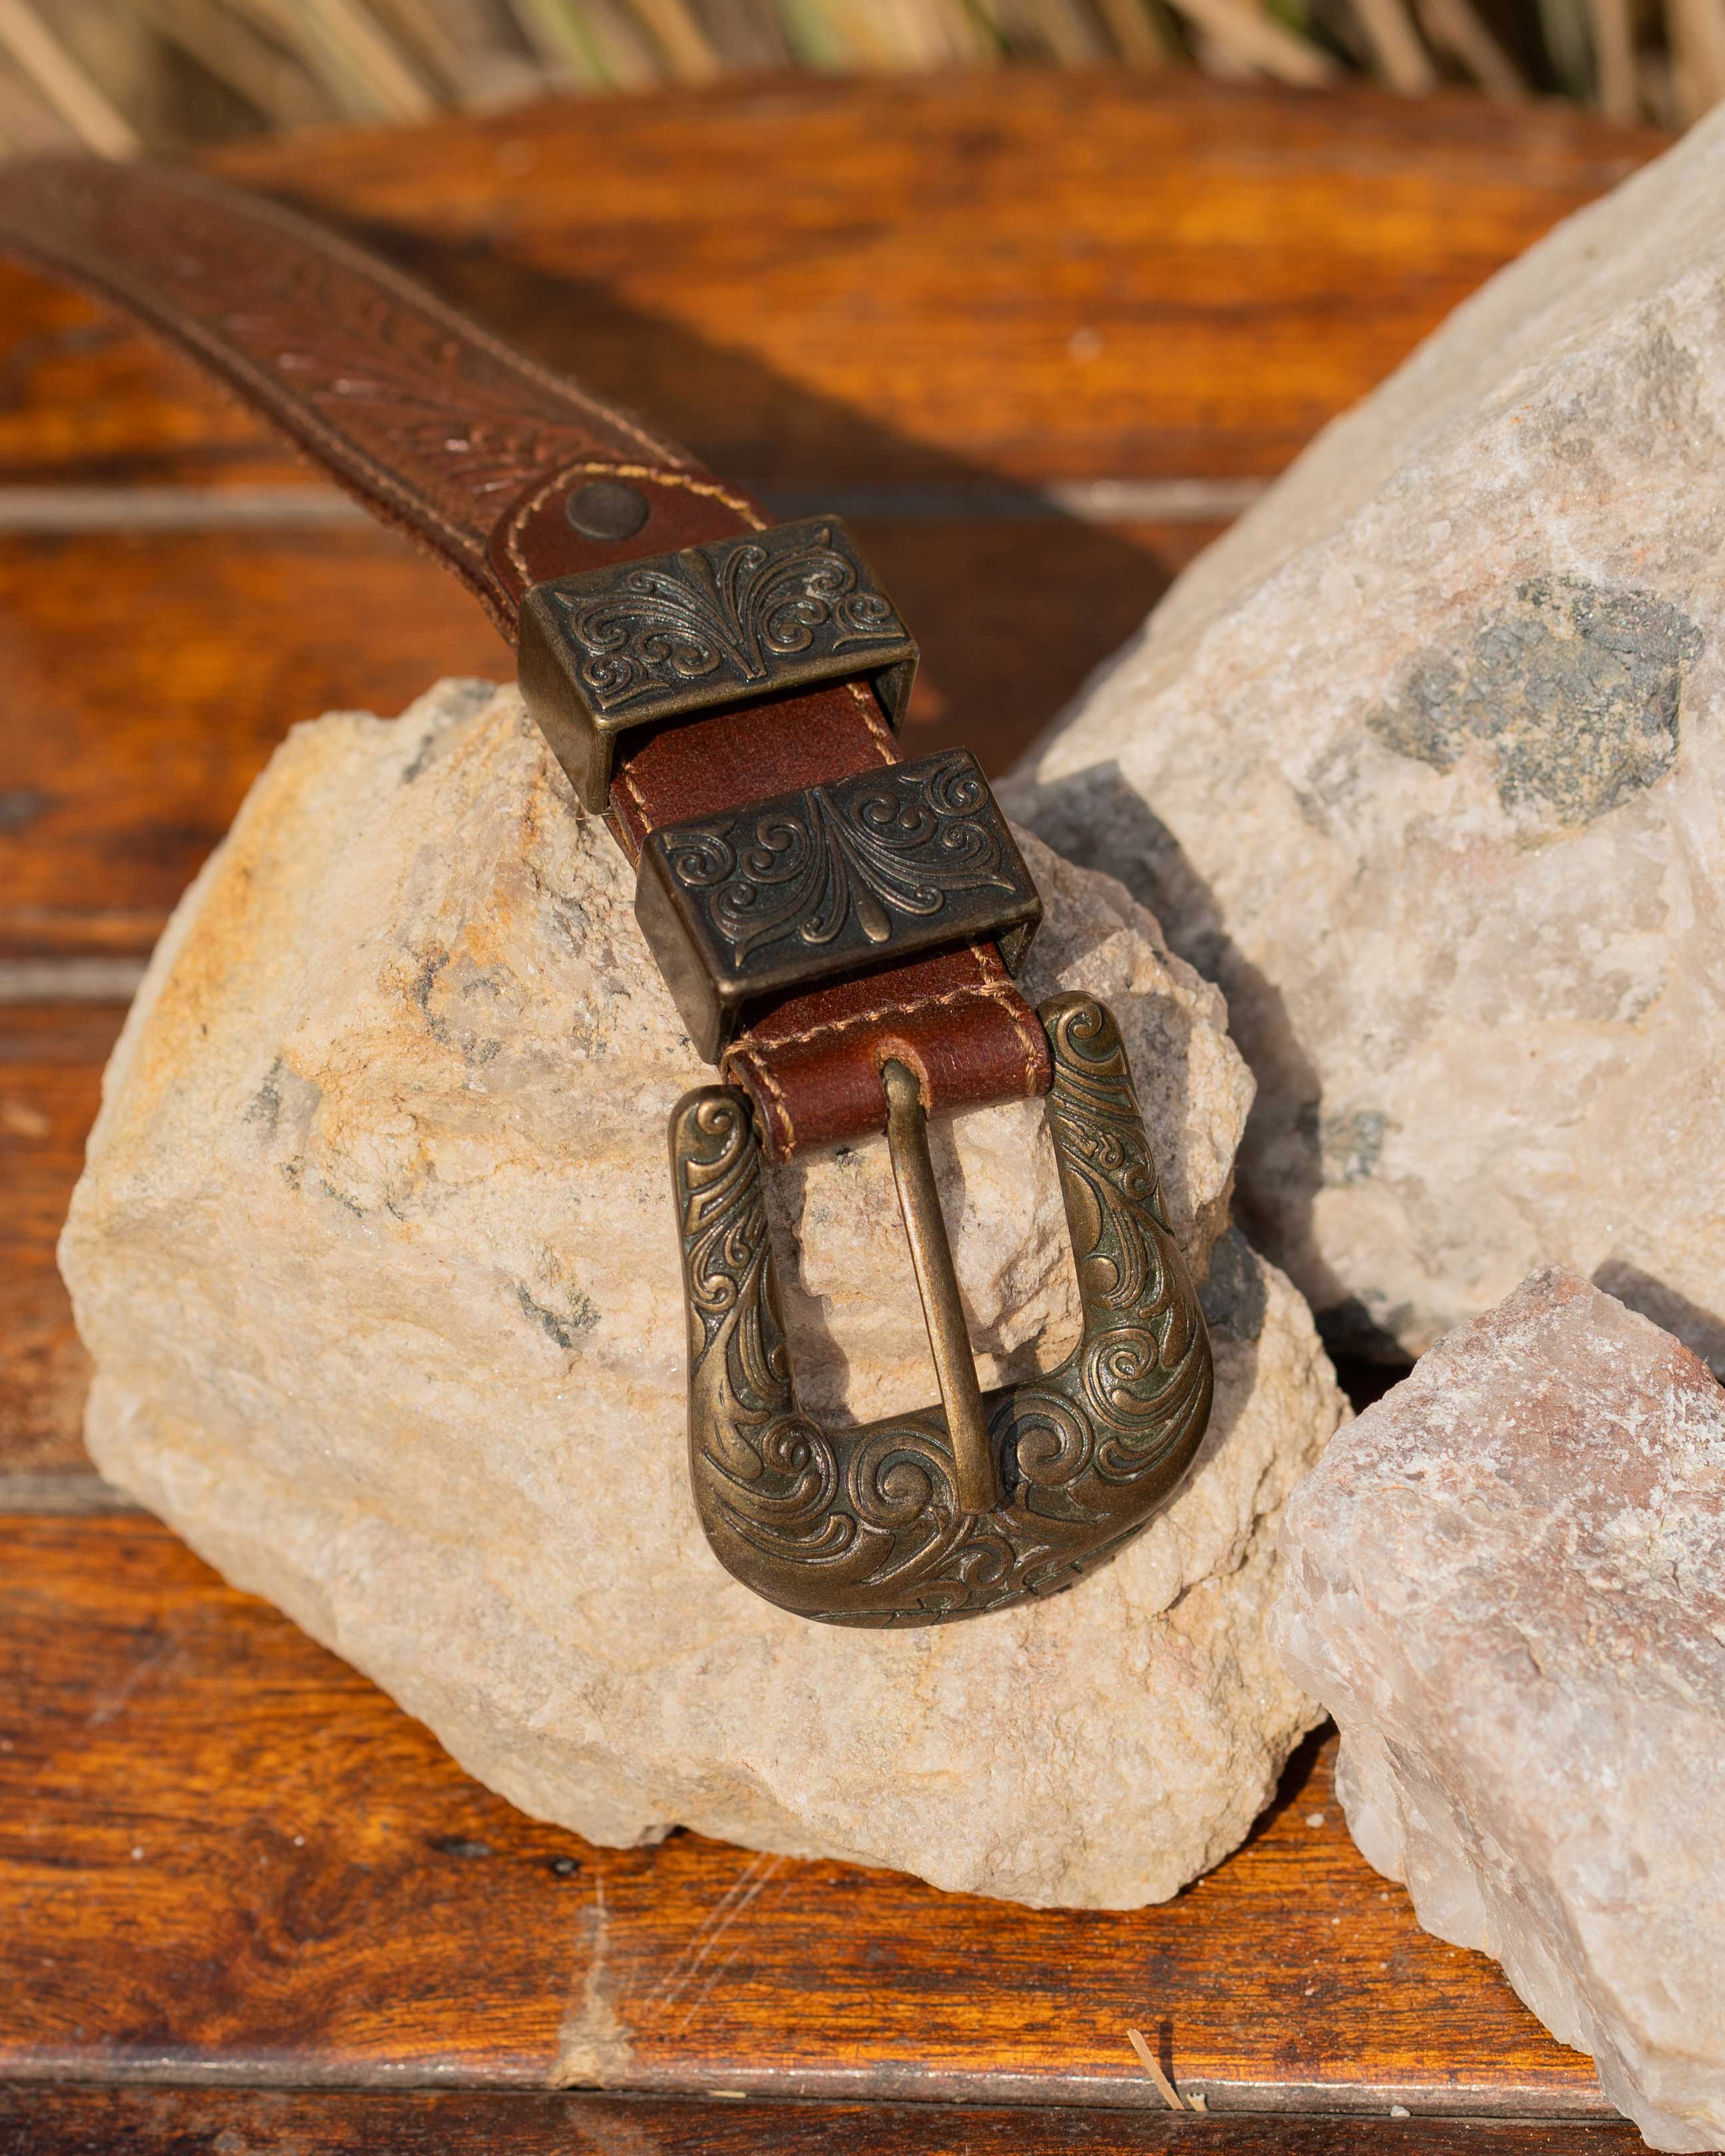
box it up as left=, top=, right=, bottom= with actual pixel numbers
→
left=0, top=0, right=140, bottom=152
left=0, top=0, right=1690, bottom=158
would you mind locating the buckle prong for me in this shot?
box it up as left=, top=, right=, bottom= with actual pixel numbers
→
left=880, top=1059, right=1000, bottom=1517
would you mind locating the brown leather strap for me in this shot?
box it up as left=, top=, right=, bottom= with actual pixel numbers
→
left=0, top=155, right=1048, bottom=1156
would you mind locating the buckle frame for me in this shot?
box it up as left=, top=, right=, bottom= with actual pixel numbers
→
left=668, top=993, right=1214, bottom=1627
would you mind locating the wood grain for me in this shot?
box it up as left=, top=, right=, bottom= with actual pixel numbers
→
left=0, top=1005, right=117, bottom=1477
left=216, top=77, right=1664, bottom=491
left=0, top=2084, right=1648, bottom=2155
left=0, top=81, right=1670, bottom=2134
left=0, top=1514, right=1605, bottom=2113
left=0, top=82, right=1670, bottom=964
left=0, top=515, right=1205, bottom=962
left=0, top=78, right=1669, bottom=496
left=0, top=530, right=505, bottom=960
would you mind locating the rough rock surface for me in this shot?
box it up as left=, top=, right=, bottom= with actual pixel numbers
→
left=1008, top=108, right=1725, bottom=1371
left=1277, top=1268, right=1725, bottom=2153
left=61, top=675, right=1344, bottom=1908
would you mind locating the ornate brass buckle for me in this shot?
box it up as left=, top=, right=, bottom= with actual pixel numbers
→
left=669, top=993, right=1214, bottom=1627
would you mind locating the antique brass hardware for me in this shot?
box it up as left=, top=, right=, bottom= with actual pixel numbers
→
left=880, top=1057, right=1000, bottom=1517
left=668, top=992, right=1214, bottom=1627
left=636, top=749, right=1042, bottom=1060
left=519, top=516, right=917, bottom=814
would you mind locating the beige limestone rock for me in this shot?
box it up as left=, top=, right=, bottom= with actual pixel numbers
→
left=1008, top=109, right=1725, bottom=1373
left=1277, top=1268, right=1725, bottom=2153
left=61, top=675, right=1344, bottom=1908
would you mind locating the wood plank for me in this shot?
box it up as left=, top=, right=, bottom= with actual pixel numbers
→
left=0, top=528, right=506, bottom=960
left=0, top=2084, right=1648, bottom=2155
left=0, top=80, right=1666, bottom=496
left=0, top=1005, right=119, bottom=1479
left=0, top=83, right=1671, bottom=965
left=862, top=514, right=1215, bottom=761
left=0, top=267, right=297, bottom=493
left=0, top=516, right=1200, bottom=960
left=0, top=83, right=1654, bottom=2121
left=0, top=1514, right=1607, bottom=2113
left=0, top=1512, right=578, bottom=2085
left=220, top=77, right=1661, bottom=491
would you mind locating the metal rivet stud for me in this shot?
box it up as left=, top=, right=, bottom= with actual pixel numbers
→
left=564, top=477, right=650, bottom=542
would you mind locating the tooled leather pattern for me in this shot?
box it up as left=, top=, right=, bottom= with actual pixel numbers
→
left=0, top=156, right=689, bottom=631
left=0, top=155, right=1050, bottom=1155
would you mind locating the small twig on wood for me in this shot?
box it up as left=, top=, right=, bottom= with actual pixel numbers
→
left=1127, top=2026, right=1190, bottom=2111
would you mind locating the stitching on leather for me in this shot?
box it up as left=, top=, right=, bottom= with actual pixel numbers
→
left=65, top=176, right=1037, bottom=1118
left=2, top=164, right=741, bottom=627
left=17, top=210, right=666, bottom=583
left=726, top=1041, right=796, bottom=1157
left=504, top=460, right=764, bottom=585
left=952, top=936, right=1044, bottom=1087
left=845, top=678, right=898, bottom=766
left=727, top=957, right=1044, bottom=1154
left=990, top=960, right=1048, bottom=1091
left=1013, top=998, right=1046, bottom=1090
left=610, top=763, right=652, bottom=852
left=740, top=977, right=1036, bottom=1061
left=41, top=270, right=495, bottom=575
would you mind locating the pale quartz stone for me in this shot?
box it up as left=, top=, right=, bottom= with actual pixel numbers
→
left=60, top=676, right=1345, bottom=1908
left=1277, top=1269, right=1725, bottom=2153
left=1007, top=108, right=1725, bottom=1372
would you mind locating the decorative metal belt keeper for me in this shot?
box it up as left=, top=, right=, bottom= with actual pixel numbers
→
left=0, top=155, right=1214, bottom=1630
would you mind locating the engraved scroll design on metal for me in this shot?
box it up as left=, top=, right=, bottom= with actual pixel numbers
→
left=548, top=522, right=905, bottom=716
left=669, top=993, right=1214, bottom=1626
left=667, top=751, right=1018, bottom=965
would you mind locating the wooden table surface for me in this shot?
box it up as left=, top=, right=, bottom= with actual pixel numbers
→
left=0, top=72, right=1670, bottom=2155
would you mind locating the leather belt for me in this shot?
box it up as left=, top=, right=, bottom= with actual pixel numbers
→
left=0, top=156, right=1213, bottom=1628
left=0, top=156, right=1048, bottom=1158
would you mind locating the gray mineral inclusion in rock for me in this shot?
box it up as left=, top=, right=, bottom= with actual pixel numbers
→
left=1370, top=576, right=1702, bottom=824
